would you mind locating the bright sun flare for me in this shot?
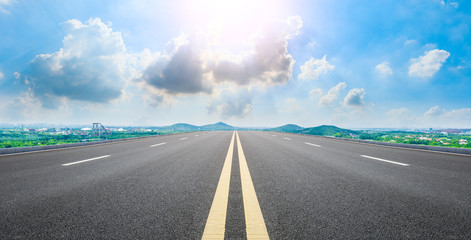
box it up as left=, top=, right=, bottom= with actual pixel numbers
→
left=182, top=0, right=283, bottom=44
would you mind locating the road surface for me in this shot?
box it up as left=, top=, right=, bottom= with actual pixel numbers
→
left=1, top=131, right=470, bottom=239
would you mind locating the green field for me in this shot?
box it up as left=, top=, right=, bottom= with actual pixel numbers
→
left=265, top=125, right=471, bottom=149
left=0, top=128, right=182, bottom=149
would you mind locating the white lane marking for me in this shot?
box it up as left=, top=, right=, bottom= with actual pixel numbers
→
left=179, top=137, right=188, bottom=140
left=305, top=142, right=321, bottom=147
left=195, top=134, right=199, bottom=137
left=272, top=135, right=277, bottom=137
left=283, top=137, right=292, bottom=141
left=361, top=155, right=410, bottom=166
left=150, top=142, right=167, bottom=147
left=62, top=155, right=110, bottom=166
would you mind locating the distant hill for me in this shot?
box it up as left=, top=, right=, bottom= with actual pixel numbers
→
left=301, top=125, right=360, bottom=136
left=266, top=124, right=360, bottom=137
left=159, top=123, right=199, bottom=131
left=201, top=122, right=237, bottom=131
left=265, top=124, right=304, bottom=133
left=155, top=122, right=238, bottom=131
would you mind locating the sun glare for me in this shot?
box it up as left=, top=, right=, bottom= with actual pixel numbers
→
left=181, top=0, right=284, bottom=51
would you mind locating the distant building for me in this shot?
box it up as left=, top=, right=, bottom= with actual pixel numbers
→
left=459, top=139, right=468, bottom=145
left=441, top=129, right=463, bottom=134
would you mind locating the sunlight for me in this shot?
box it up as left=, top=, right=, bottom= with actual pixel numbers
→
left=181, top=0, right=284, bottom=51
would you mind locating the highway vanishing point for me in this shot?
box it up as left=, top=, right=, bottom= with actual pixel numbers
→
left=1, top=131, right=470, bottom=239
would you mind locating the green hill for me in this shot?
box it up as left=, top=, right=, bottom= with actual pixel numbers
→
left=201, top=122, right=237, bottom=131
left=265, top=124, right=304, bottom=133
left=301, top=125, right=360, bottom=137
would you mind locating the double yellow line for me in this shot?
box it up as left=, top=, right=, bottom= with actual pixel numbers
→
left=202, top=131, right=269, bottom=239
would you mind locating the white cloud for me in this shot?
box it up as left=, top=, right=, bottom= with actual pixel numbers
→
left=385, top=107, right=414, bottom=127
left=344, top=88, right=366, bottom=107
left=422, top=106, right=471, bottom=127
left=442, top=108, right=471, bottom=121
left=0, top=0, right=13, bottom=13
left=375, top=61, right=393, bottom=76
left=408, top=49, right=450, bottom=78
left=404, top=39, right=417, bottom=45
left=298, top=55, right=335, bottom=80
left=141, top=37, right=211, bottom=95
left=0, top=71, right=4, bottom=79
left=306, top=41, right=317, bottom=49
left=207, top=89, right=253, bottom=118
left=13, top=72, right=20, bottom=79
left=141, top=16, right=303, bottom=105
left=439, top=0, right=459, bottom=8
left=387, top=107, right=410, bottom=116
left=425, top=105, right=471, bottom=121
left=279, top=98, right=301, bottom=113
left=319, top=82, right=346, bottom=107
left=211, top=16, right=302, bottom=86
left=449, top=2, right=459, bottom=8
left=424, top=105, right=445, bottom=117
left=26, top=18, right=134, bottom=108
left=309, top=88, right=323, bottom=96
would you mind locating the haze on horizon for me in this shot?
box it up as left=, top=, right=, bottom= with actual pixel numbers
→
left=0, top=0, right=470, bottom=129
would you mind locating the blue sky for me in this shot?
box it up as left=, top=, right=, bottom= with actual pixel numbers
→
left=0, top=0, right=470, bottom=128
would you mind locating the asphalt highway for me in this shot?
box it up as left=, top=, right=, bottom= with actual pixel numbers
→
left=1, top=131, right=470, bottom=239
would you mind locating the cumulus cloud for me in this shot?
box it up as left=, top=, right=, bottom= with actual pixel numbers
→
left=319, top=82, right=346, bottom=107
left=408, top=49, right=450, bottom=78
left=140, top=16, right=303, bottom=105
left=425, top=105, right=471, bottom=121
left=375, top=61, right=393, bottom=76
left=442, top=108, right=471, bottom=121
left=211, top=16, right=302, bottom=86
left=26, top=18, right=132, bottom=108
left=207, top=89, right=253, bottom=118
left=141, top=40, right=211, bottom=95
left=298, top=55, right=334, bottom=80
left=424, top=105, right=445, bottom=117
left=422, top=106, right=471, bottom=127
left=344, top=88, right=366, bottom=107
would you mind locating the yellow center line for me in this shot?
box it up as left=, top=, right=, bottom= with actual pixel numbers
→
left=202, top=131, right=235, bottom=239
left=236, top=131, right=270, bottom=240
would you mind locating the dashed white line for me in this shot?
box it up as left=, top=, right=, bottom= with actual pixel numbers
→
left=305, top=142, right=321, bottom=147
left=272, top=135, right=277, bottom=137
left=195, top=134, right=199, bottom=137
left=150, top=142, right=167, bottom=147
left=62, top=155, right=110, bottom=166
left=360, top=155, right=410, bottom=166
left=283, top=137, right=292, bottom=141
left=179, top=137, right=188, bottom=140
